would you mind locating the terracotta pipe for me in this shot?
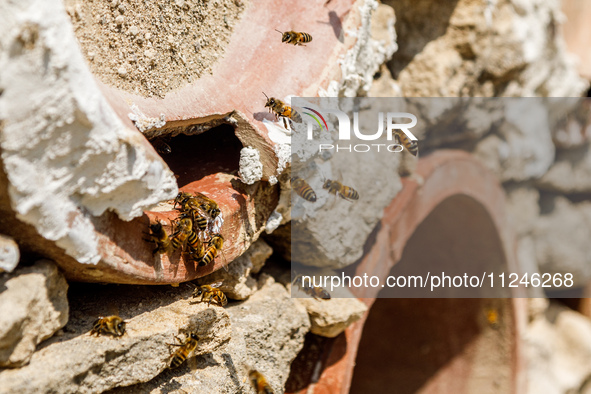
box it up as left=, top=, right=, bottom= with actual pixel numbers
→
left=287, top=150, right=527, bottom=394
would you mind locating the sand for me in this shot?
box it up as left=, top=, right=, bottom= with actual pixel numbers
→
left=66, top=0, right=246, bottom=97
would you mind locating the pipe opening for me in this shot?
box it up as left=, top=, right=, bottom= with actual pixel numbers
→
left=350, top=194, right=516, bottom=393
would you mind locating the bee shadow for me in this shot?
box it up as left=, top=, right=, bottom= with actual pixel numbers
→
left=253, top=111, right=276, bottom=122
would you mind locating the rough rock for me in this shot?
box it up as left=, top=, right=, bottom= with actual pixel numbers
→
left=0, top=260, right=68, bottom=368
left=295, top=296, right=367, bottom=338
left=472, top=99, right=555, bottom=182
left=531, top=196, right=591, bottom=287
left=194, top=239, right=273, bottom=300
left=525, top=302, right=591, bottom=394
left=504, top=184, right=540, bottom=237
left=0, top=284, right=231, bottom=393
left=289, top=97, right=403, bottom=269
left=537, top=143, right=591, bottom=194
left=385, top=0, right=587, bottom=97
left=321, top=0, right=398, bottom=97
left=0, top=235, right=19, bottom=273
left=239, top=147, right=264, bottom=185
left=112, top=279, right=311, bottom=394
left=0, top=0, right=177, bottom=266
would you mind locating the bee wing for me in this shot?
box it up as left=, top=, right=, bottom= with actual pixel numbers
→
left=209, top=281, right=223, bottom=288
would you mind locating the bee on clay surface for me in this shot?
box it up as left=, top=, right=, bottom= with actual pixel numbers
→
left=169, top=332, right=199, bottom=369
left=144, top=222, right=173, bottom=256
left=263, top=92, right=302, bottom=124
left=249, top=370, right=275, bottom=394
left=193, top=192, right=221, bottom=220
left=275, top=29, right=313, bottom=46
left=395, top=129, right=419, bottom=156
left=293, top=273, right=331, bottom=300
left=90, top=315, right=126, bottom=337
left=171, top=215, right=196, bottom=251
left=291, top=176, right=317, bottom=202
left=323, top=179, right=359, bottom=202
left=198, top=234, right=225, bottom=267
left=192, top=281, right=228, bottom=307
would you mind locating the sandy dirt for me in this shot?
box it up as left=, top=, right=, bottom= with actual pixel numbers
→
left=66, top=0, right=246, bottom=97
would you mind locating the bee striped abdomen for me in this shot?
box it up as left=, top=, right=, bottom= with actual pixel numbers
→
left=291, top=177, right=317, bottom=202
left=299, top=32, right=312, bottom=43
left=396, top=131, right=419, bottom=156
left=340, top=186, right=359, bottom=201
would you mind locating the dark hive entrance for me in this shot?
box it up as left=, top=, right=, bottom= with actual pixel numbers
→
left=155, top=124, right=243, bottom=187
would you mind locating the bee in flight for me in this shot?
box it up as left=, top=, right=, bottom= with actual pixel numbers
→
left=144, top=222, right=173, bottom=256
left=90, top=315, right=126, bottom=337
left=293, top=273, right=331, bottom=300
left=275, top=29, right=312, bottom=46
left=323, top=179, right=359, bottom=202
left=192, top=281, right=228, bottom=307
left=249, top=370, right=275, bottom=394
left=486, top=308, right=499, bottom=329
left=198, top=234, right=225, bottom=267
left=168, top=332, right=199, bottom=369
left=395, top=130, right=419, bottom=156
left=291, top=176, right=317, bottom=202
left=263, top=92, right=302, bottom=124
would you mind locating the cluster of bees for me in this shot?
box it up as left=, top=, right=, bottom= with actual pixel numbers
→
left=145, top=191, right=225, bottom=268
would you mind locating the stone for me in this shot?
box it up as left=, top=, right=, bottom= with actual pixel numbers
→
left=525, top=302, right=591, bottom=394
left=0, top=234, right=19, bottom=273
left=295, top=296, right=367, bottom=338
left=0, top=284, right=231, bottom=393
left=503, top=184, right=540, bottom=237
left=472, top=99, right=555, bottom=182
left=531, top=196, right=591, bottom=287
left=322, top=0, right=398, bottom=97
left=0, top=0, right=178, bottom=269
left=111, top=280, right=310, bottom=393
left=537, top=143, right=591, bottom=194
left=385, top=0, right=587, bottom=97
left=194, top=239, right=273, bottom=300
left=288, top=97, right=403, bottom=269
left=0, top=260, right=68, bottom=367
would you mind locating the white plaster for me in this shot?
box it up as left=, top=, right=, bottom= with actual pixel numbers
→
left=0, top=0, right=178, bottom=266
left=238, top=147, right=263, bottom=185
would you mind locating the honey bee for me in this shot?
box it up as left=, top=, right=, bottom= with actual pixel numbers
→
left=90, top=315, right=126, bottom=337
left=323, top=179, right=359, bottom=202
left=275, top=29, right=313, bottom=46
left=249, top=370, right=275, bottom=394
left=193, top=192, right=221, bottom=220
left=291, top=176, right=317, bottom=202
left=395, top=130, right=419, bottom=156
left=198, top=234, right=224, bottom=267
left=192, top=281, right=228, bottom=307
left=263, top=92, right=302, bottom=123
left=486, top=308, right=499, bottom=329
left=144, top=222, right=173, bottom=255
left=151, top=137, right=172, bottom=155
left=293, top=274, right=331, bottom=300
left=169, top=332, right=199, bottom=369
left=171, top=215, right=195, bottom=251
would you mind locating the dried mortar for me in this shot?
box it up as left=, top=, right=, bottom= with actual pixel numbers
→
left=66, top=0, right=247, bottom=97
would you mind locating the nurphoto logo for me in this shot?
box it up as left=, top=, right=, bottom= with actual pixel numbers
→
left=303, top=108, right=418, bottom=154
